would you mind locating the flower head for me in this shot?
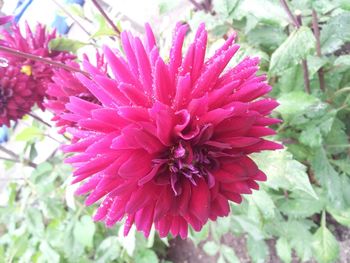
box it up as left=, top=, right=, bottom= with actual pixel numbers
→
left=0, top=23, right=74, bottom=112
left=61, top=23, right=282, bottom=238
left=45, top=53, right=106, bottom=133
left=0, top=64, right=37, bottom=126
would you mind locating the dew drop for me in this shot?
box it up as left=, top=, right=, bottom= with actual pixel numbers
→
left=0, top=58, right=8, bottom=68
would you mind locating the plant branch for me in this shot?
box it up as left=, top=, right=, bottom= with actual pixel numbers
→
left=189, top=0, right=203, bottom=11
left=0, top=145, right=18, bottom=159
left=27, top=112, right=52, bottom=128
left=280, top=1, right=311, bottom=94
left=0, top=45, right=90, bottom=77
left=0, top=146, right=37, bottom=168
left=301, top=60, right=311, bottom=94
left=50, top=0, right=96, bottom=43
left=280, top=0, right=300, bottom=28
left=91, top=0, right=121, bottom=36
left=312, top=9, right=325, bottom=92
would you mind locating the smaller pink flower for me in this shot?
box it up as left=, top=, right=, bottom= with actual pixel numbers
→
left=0, top=16, right=13, bottom=25
left=0, top=22, right=74, bottom=110
left=0, top=65, right=36, bottom=126
left=45, top=53, right=106, bottom=133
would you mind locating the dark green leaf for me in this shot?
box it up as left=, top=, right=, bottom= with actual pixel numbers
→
left=320, top=13, right=350, bottom=54
left=270, top=27, right=315, bottom=75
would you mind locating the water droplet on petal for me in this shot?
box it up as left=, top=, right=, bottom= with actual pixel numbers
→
left=0, top=58, right=8, bottom=68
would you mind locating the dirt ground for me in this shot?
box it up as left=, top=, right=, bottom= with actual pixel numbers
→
left=166, top=221, right=350, bottom=263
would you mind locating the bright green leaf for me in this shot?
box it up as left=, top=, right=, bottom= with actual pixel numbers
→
left=312, top=212, right=339, bottom=263
left=95, top=236, right=121, bottom=263
left=311, top=147, right=345, bottom=208
left=276, top=237, right=292, bottom=263
left=247, top=235, right=268, bottom=263
left=39, top=241, right=60, bottom=263
left=203, top=241, right=220, bottom=256
left=15, top=126, right=43, bottom=141
left=277, top=91, right=318, bottom=122
left=73, top=215, right=96, bottom=248
left=26, top=208, right=45, bottom=237
left=334, top=55, right=350, bottom=66
left=328, top=207, right=350, bottom=227
left=221, top=245, right=240, bottom=263
left=134, top=249, right=159, bottom=263
left=250, top=190, right=276, bottom=219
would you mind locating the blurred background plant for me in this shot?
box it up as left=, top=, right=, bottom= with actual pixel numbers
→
left=0, top=0, right=350, bottom=262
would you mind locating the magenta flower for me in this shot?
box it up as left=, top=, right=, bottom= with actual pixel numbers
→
left=61, top=23, right=282, bottom=238
left=0, top=65, right=37, bottom=126
left=0, top=16, right=13, bottom=25
left=45, top=53, right=106, bottom=133
left=0, top=23, right=74, bottom=111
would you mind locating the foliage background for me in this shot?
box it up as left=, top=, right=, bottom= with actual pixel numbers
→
left=1, top=0, right=350, bottom=262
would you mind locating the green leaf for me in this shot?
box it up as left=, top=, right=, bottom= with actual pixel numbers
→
left=134, top=249, right=159, bottom=263
left=276, top=237, right=292, bottom=263
left=73, top=215, right=96, bottom=248
left=249, top=190, right=276, bottom=219
left=15, top=126, right=43, bottom=141
left=232, top=216, right=264, bottom=240
left=31, top=162, right=54, bottom=184
left=270, top=26, right=315, bottom=75
left=275, top=65, right=304, bottom=93
left=203, top=241, right=220, bottom=256
left=327, top=208, right=350, bottom=227
left=95, top=236, right=121, bottom=263
left=49, top=37, right=87, bottom=53
left=190, top=223, right=209, bottom=245
left=92, top=14, right=119, bottom=38
left=277, top=192, right=324, bottom=218
left=253, top=150, right=318, bottom=199
left=311, top=147, right=345, bottom=208
left=271, top=220, right=314, bottom=261
left=220, top=245, right=240, bottom=263
left=235, top=0, right=288, bottom=25
left=277, top=91, right=318, bottom=122
left=299, top=125, right=323, bottom=148
left=312, top=212, right=340, bottom=263
left=320, top=13, right=350, bottom=54
left=26, top=208, right=45, bottom=237
left=246, top=236, right=268, bottom=263
left=247, top=25, right=287, bottom=51
left=212, top=216, right=231, bottom=239
left=213, top=0, right=238, bottom=17
left=334, top=55, right=350, bottom=66
left=39, top=241, right=60, bottom=263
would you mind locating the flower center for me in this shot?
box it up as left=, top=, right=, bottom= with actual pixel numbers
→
left=154, top=140, right=217, bottom=196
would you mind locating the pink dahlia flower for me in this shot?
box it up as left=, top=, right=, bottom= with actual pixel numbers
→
left=61, top=23, right=282, bottom=238
left=0, top=16, right=13, bottom=25
left=0, top=23, right=74, bottom=110
left=0, top=65, right=37, bottom=126
left=45, top=53, right=106, bottom=133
